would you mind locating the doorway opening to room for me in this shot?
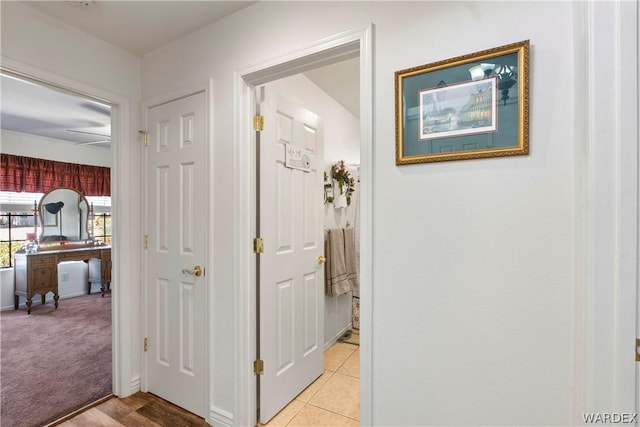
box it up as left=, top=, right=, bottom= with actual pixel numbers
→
left=240, top=27, right=372, bottom=426
left=255, top=63, right=361, bottom=425
left=0, top=69, right=115, bottom=426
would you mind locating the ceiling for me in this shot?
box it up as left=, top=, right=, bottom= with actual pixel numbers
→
left=24, top=1, right=259, bottom=57
left=1, top=73, right=113, bottom=148
left=1, top=1, right=359, bottom=150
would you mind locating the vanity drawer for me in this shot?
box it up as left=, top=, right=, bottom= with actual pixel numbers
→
left=32, top=266, right=55, bottom=291
left=29, top=255, right=55, bottom=267
left=57, top=250, right=99, bottom=262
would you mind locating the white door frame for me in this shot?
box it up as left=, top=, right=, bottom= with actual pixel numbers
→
left=0, top=56, right=134, bottom=397
left=232, top=25, right=374, bottom=427
left=574, top=0, right=639, bottom=421
left=140, top=80, right=214, bottom=419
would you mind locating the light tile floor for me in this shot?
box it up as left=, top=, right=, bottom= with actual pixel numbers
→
left=264, top=339, right=360, bottom=427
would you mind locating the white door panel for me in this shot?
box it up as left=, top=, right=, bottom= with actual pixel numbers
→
left=146, top=92, right=206, bottom=417
left=259, top=90, right=324, bottom=423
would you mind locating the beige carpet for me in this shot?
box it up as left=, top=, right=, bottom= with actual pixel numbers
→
left=1, top=293, right=112, bottom=427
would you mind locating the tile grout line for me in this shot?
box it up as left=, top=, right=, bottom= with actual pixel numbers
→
left=297, top=401, right=360, bottom=424
left=300, top=356, right=360, bottom=424
left=280, top=400, right=306, bottom=427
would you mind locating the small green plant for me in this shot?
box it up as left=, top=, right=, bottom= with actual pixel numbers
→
left=331, top=161, right=355, bottom=205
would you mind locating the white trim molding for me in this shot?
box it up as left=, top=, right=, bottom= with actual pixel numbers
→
left=233, top=25, right=374, bottom=427
left=210, top=405, right=234, bottom=427
left=578, top=0, right=639, bottom=421
left=130, top=375, right=142, bottom=396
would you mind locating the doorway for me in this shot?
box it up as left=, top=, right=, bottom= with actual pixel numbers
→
left=256, top=69, right=361, bottom=424
left=233, top=25, right=373, bottom=426
left=0, top=67, right=117, bottom=424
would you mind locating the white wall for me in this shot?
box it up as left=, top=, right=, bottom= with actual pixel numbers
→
left=372, top=4, right=574, bottom=424
left=1, top=131, right=112, bottom=168
left=0, top=2, right=140, bottom=96
left=141, top=1, right=581, bottom=425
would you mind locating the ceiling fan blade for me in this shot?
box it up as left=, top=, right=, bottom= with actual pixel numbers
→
left=80, top=102, right=111, bottom=116
left=75, top=140, right=111, bottom=146
left=67, top=129, right=111, bottom=138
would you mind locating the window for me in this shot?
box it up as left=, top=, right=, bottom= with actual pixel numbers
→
left=87, top=195, right=112, bottom=245
left=0, top=191, right=111, bottom=268
left=0, top=211, right=35, bottom=268
left=92, top=213, right=112, bottom=244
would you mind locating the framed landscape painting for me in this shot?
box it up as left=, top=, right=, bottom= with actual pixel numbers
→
left=396, top=40, right=529, bottom=164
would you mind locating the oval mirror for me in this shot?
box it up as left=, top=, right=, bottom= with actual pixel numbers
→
left=38, top=187, right=91, bottom=243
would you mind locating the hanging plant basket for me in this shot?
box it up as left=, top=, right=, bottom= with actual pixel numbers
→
left=331, top=160, right=355, bottom=205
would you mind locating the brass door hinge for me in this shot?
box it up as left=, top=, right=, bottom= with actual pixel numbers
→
left=636, top=338, right=640, bottom=362
left=144, top=337, right=149, bottom=352
left=144, top=235, right=149, bottom=250
left=253, top=115, right=264, bottom=131
left=254, top=359, right=264, bottom=375
left=139, top=130, right=149, bottom=147
left=253, top=237, right=264, bottom=254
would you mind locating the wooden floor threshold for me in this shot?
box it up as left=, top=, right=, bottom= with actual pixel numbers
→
left=45, top=394, right=114, bottom=427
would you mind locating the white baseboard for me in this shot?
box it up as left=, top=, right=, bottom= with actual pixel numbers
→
left=210, top=405, right=234, bottom=427
left=324, top=322, right=353, bottom=350
left=130, top=376, right=141, bottom=396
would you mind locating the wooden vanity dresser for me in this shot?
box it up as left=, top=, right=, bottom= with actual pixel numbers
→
left=13, top=245, right=112, bottom=314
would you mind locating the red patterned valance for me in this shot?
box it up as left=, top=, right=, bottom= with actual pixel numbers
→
left=0, top=154, right=110, bottom=196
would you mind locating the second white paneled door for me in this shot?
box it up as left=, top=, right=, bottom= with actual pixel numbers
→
left=145, top=91, right=207, bottom=417
left=258, top=88, right=325, bottom=423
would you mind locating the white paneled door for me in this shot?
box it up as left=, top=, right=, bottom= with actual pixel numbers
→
left=259, top=88, right=325, bottom=423
left=145, top=91, right=207, bottom=417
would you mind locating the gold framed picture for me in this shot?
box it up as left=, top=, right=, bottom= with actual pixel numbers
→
left=395, top=40, right=529, bottom=164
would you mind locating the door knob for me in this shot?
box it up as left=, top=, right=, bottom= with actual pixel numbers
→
left=182, top=265, right=203, bottom=277
left=318, top=256, right=326, bottom=264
